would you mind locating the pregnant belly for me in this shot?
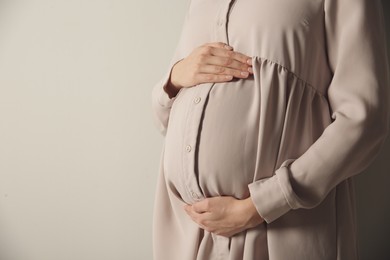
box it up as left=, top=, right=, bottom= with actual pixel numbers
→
left=163, top=78, right=259, bottom=201
left=196, top=79, right=258, bottom=199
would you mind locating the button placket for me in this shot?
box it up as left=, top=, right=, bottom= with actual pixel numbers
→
left=182, top=87, right=208, bottom=203
left=217, top=19, right=225, bottom=26
left=182, top=0, right=236, bottom=204
left=213, top=0, right=235, bottom=43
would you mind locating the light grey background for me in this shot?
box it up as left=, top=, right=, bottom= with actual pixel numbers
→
left=0, top=1, right=388, bottom=260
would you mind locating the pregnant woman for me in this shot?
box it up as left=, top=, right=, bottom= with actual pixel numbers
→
left=151, top=0, right=389, bottom=259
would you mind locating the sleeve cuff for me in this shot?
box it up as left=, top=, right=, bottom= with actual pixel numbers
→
left=248, top=158, right=296, bottom=223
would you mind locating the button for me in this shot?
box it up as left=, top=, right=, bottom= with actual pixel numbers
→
left=194, top=97, right=201, bottom=104
left=217, top=19, right=225, bottom=26
left=190, top=191, right=200, bottom=200
left=186, top=145, right=192, bottom=152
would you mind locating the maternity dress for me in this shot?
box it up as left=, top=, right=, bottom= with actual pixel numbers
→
left=151, top=0, right=390, bottom=259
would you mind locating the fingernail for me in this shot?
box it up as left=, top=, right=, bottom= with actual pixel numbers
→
left=241, top=71, right=249, bottom=77
left=224, top=44, right=233, bottom=50
left=246, top=58, right=252, bottom=65
left=248, top=67, right=253, bottom=73
left=225, top=75, right=233, bottom=80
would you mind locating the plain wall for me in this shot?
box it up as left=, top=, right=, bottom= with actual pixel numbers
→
left=0, top=1, right=388, bottom=260
left=0, top=1, right=187, bottom=259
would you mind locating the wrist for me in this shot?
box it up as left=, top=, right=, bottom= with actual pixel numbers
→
left=242, top=197, right=264, bottom=228
left=164, top=77, right=181, bottom=98
left=169, top=77, right=182, bottom=92
left=163, top=62, right=183, bottom=98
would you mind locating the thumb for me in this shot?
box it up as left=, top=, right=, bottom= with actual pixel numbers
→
left=192, top=199, right=210, bottom=213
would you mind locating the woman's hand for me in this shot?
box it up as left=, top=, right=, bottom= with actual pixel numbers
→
left=184, top=196, right=264, bottom=238
left=165, top=42, right=253, bottom=97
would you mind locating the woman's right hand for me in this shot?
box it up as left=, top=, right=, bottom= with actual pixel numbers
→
left=165, top=42, right=253, bottom=97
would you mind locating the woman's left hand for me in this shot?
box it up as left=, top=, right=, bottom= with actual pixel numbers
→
left=184, top=196, right=264, bottom=238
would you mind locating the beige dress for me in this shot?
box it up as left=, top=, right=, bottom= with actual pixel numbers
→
left=151, top=0, right=390, bottom=259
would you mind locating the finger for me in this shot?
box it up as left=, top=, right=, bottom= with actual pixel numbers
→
left=199, top=43, right=252, bottom=66
left=186, top=208, right=210, bottom=220
left=186, top=203, right=221, bottom=222
left=185, top=207, right=215, bottom=230
left=203, top=42, right=233, bottom=50
left=198, top=65, right=250, bottom=78
left=192, top=199, right=211, bottom=213
left=184, top=206, right=205, bottom=223
left=194, top=73, right=234, bottom=84
left=209, top=48, right=252, bottom=66
left=205, top=55, right=250, bottom=72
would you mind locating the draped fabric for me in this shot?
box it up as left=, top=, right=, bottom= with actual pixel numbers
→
left=151, top=0, right=390, bottom=259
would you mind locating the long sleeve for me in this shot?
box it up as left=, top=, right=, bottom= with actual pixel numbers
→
left=248, top=0, right=390, bottom=223
left=151, top=2, right=191, bottom=136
